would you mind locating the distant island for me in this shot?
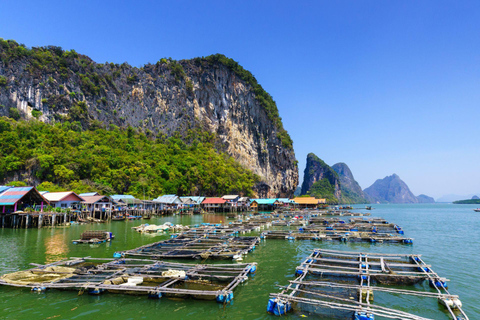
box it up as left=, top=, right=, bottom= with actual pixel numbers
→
left=453, top=199, right=480, bottom=204
left=363, top=174, right=435, bottom=204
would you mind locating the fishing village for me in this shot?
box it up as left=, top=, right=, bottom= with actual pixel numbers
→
left=1, top=2, right=479, bottom=319
left=0, top=185, right=470, bottom=320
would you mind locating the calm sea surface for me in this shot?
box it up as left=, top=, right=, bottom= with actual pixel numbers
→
left=0, top=203, right=478, bottom=319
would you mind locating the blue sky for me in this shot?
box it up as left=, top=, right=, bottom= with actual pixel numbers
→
left=1, top=1, right=479, bottom=198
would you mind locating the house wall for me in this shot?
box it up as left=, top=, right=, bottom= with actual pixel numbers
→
left=55, top=200, right=81, bottom=208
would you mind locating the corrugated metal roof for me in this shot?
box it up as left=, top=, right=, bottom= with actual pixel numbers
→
left=276, top=198, right=294, bottom=203
left=251, top=199, right=278, bottom=205
left=79, top=192, right=99, bottom=197
left=238, top=197, right=250, bottom=202
left=81, top=196, right=111, bottom=204
left=153, top=195, right=181, bottom=204
left=293, top=197, right=324, bottom=204
left=202, top=197, right=227, bottom=204
left=222, top=195, right=239, bottom=200
left=43, top=191, right=83, bottom=202
left=189, top=196, right=206, bottom=204
left=111, top=195, right=136, bottom=200
left=180, top=197, right=196, bottom=205
left=121, top=198, right=143, bottom=204
left=0, top=187, right=47, bottom=206
left=0, top=186, right=11, bottom=194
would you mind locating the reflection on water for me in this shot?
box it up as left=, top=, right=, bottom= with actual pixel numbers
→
left=44, top=232, right=69, bottom=263
left=202, top=214, right=227, bottom=224
left=0, top=205, right=479, bottom=319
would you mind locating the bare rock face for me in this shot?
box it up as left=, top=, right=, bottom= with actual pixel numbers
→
left=0, top=42, right=298, bottom=197
left=300, top=153, right=341, bottom=200
left=363, top=174, right=418, bottom=204
left=417, top=194, right=435, bottom=203
left=332, top=162, right=367, bottom=204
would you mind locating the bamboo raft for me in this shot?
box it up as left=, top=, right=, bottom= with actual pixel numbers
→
left=116, top=236, right=259, bottom=261
left=267, top=249, right=468, bottom=319
left=0, top=257, right=256, bottom=303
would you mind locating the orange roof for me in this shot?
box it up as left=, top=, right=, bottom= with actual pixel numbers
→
left=293, top=197, right=326, bottom=204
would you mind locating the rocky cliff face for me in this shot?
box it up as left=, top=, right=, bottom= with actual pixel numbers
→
left=416, top=194, right=435, bottom=203
left=363, top=174, right=418, bottom=204
left=332, top=163, right=367, bottom=204
left=0, top=41, right=298, bottom=197
left=300, top=153, right=340, bottom=201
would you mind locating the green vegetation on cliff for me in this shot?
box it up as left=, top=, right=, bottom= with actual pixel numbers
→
left=301, top=153, right=340, bottom=204
left=308, top=178, right=338, bottom=204
left=202, top=54, right=293, bottom=149
left=0, top=40, right=293, bottom=150
left=0, top=117, right=259, bottom=198
left=453, top=199, right=480, bottom=204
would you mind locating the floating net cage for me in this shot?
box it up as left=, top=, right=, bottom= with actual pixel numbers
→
left=268, top=249, right=469, bottom=320
left=0, top=257, right=257, bottom=302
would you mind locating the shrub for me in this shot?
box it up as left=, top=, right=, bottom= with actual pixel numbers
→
left=6, top=181, right=27, bottom=187
left=0, top=75, right=7, bottom=86
left=186, top=80, right=194, bottom=94
left=8, top=107, right=20, bottom=120
left=32, top=109, right=42, bottom=118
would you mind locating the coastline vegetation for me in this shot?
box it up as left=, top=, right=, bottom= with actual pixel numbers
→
left=452, top=199, right=480, bottom=204
left=0, top=117, right=259, bottom=198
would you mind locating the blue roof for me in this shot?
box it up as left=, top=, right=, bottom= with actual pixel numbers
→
left=252, top=199, right=278, bottom=205
left=111, top=195, right=136, bottom=200
left=0, top=187, right=35, bottom=205
left=0, top=186, right=11, bottom=194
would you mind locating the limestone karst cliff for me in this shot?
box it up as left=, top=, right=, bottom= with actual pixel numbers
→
left=332, top=162, right=367, bottom=204
left=363, top=174, right=418, bottom=204
left=0, top=40, right=298, bottom=197
left=300, top=153, right=340, bottom=202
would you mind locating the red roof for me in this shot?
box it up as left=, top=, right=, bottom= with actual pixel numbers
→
left=202, top=197, right=227, bottom=204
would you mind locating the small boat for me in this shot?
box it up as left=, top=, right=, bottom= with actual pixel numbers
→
left=72, top=230, right=114, bottom=244
left=112, top=215, right=125, bottom=221
left=126, top=215, right=142, bottom=220
left=474, top=208, right=480, bottom=212
left=366, top=206, right=372, bottom=210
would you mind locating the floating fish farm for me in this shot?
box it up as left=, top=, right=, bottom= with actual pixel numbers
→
left=267, top=249, right=468, bottom=320
left=116, top=235, right=259, bottom=260
left=0, top=257, right=256, bottom=303
left=261, top=216, right=412, bottom=244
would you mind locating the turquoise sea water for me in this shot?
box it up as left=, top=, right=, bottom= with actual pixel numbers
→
left=0, top=203, right=479, bottom=319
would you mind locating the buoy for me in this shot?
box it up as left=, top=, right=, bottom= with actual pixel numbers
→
left=429, top=279, right=448, bottom=289
left=148, top=291, right=162, bottom=299
left=88, top=288, right=103, bottom=295
left=439, top=298, right=462, bottom=309
left=267, top=298, right=276, bottom=313
left=354, top=311, right=374, bottom=320
left=113, top=252, right=122, bottom=258
left=273, top=300, right=291, bottom=316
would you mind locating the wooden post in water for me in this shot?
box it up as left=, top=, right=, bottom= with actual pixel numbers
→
left=38, top=214, right=43, bottom=228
